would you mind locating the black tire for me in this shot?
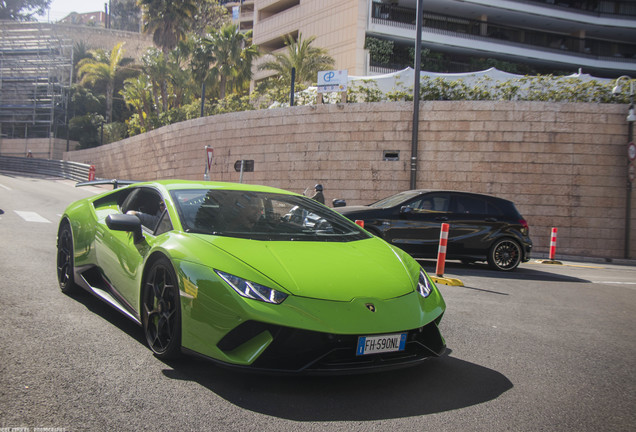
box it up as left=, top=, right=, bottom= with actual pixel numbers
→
left=487, top=238, right=522, bottom=271
left=141, top=257, right=181, bottom=359
left=57, top=223, right=79, bottom=294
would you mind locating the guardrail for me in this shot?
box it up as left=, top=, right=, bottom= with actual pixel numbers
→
left=0, top=156, right=92, bottom=182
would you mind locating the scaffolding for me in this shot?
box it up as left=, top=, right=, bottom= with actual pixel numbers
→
left=0, top=21, right=73, bottom=139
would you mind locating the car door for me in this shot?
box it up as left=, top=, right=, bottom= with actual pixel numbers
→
left=383, top=192, right=452, bottom=257
left=446, top=193, right=505, bottom=257
left=94, top=187, right=169, bottom=312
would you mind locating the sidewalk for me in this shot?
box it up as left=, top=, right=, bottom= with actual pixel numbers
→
left=531, top=253, right=636, bottom=267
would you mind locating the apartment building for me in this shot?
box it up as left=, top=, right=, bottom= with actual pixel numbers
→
left=241, top=0, right=636, bottom=80
left=222, top=0, right=255, bottom=31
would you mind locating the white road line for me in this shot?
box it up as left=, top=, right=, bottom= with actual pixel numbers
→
left=14, top=211, right=51, bottom=223
left=0, top=183, right=11, bottom=191
left=591, top=281, right=636, bottom=285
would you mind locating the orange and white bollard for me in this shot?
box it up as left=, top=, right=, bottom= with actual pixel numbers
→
left=88, top=165, right=96, bottom=181
left=430, top=223, right=463, bottom=286
left=436, top=223, right=449, bottom=277
left=355, top=220, right=364, bottom=228
left=541, top=227, right=562, bottom=265
left=549, top=227, right=558, bottom=260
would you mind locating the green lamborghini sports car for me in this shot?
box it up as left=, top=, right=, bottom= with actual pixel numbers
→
left=57, top=180, right=446, bottom=373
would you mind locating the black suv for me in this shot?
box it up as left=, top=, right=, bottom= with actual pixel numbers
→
left=336, top=190, right=532, bottom=271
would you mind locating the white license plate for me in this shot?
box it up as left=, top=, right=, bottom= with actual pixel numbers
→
left=356, top=332, right=407, bottom=356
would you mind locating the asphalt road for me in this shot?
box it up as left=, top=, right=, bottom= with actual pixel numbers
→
left=1, top=173, right=635, bottom=432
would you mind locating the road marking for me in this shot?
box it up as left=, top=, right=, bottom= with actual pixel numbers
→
left=530, top=260, right=605, bottom=269
left=14, top=211, right=51, bottom=223
left=0, top=183, right=11, bottom=191
left=591, top=281, right=636, bottom=285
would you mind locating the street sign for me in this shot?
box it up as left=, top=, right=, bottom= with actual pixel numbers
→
left=234, top=160, right=254, bottom=172
left=628, top=142, right=636, bottom=162
left=206, top=147, right=214, bottom=170
left=204, top=146, right=213, bottom=180
left=317, top=70, right=347, bottom=93
left=629, top=164, right=635, bottom=183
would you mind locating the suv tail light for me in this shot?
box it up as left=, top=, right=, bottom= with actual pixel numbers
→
left=519, top=219, right=529, bottom=235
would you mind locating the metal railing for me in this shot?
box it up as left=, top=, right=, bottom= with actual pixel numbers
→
left=0, top=156, right=92, bottom=182
left=370, top=3, right=636, bottom=62
left=515, top=0, right=636, bottom=17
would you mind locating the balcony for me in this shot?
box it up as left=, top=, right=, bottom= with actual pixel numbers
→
left=368, top=3, right=636, bottom=75
left=513, top=0, right=636, bottom=16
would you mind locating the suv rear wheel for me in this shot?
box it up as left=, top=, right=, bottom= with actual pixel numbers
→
left=488, top=238, right=522, bottom=271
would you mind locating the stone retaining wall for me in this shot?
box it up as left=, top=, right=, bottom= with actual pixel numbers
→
left=53, top=24, right=154, bottom=59
left=64, top=101, right=635, bottom=260
left=1, top=138, right=79, bottom=159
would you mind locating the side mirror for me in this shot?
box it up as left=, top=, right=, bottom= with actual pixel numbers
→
left=332, top=199, right=346, bottom=208
left=106, top=214, right=143, bottom=243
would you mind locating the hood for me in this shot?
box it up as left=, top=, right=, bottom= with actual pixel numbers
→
left=196, top=236, right=415, bottom=302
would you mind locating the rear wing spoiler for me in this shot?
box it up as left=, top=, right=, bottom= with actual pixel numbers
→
left=75, top=179, right=140, bottom=190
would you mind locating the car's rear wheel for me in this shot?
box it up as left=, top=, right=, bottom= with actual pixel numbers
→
left=57, top=223, right=79, bottom=294
left=142, top=257, right=181, bottom=359
left=488, top=238, right=522, bottom=271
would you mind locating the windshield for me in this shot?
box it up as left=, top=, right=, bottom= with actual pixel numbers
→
left=368, top=190, right=424, bottom=208
left=171, top=189, right=371, bottom=242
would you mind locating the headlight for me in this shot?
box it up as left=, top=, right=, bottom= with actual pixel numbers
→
left=215, top=270, right=288, bottom=304
left=417, top=269, right=432, bottom=298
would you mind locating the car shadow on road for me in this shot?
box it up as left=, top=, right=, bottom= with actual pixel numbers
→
left=65, top=290, right=147, bottom=346
left=161, top=351, right=513, bottom=421
left=63, top=278, right=513, bottom=420
left=417, top=260, right=590, bottom=283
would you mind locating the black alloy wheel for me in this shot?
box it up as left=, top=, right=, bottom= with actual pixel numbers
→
left=488, top=238, right=522, bottom=271
left=142, top=257, right=181, bottom=359
left=57, top=223, right=79, bottom=294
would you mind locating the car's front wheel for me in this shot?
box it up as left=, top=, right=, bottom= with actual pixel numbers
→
left=488, top=238, right=522, bottom=271
left=57, top=223, right=79, bottom=294
left=142, top=257, right=181, bottom=359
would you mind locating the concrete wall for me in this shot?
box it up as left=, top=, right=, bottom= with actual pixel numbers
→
left=63, top=101, right=636, bottom=260
left=1, top=138, right=79, bottom=160
left=52, top=24, right=154, bottom=60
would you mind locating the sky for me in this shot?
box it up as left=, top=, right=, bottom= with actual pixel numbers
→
left=38, top=0, right=109, bottom=22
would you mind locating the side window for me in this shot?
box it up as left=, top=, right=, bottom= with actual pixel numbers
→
left=408, top=194, right=450, bottom=213
left=120, top=189, right=141, bottom=214
left=154, top=211, right=173, bottom=235
left=124, top=187, right=172, bottom=234
left=456, top=195, right=488, bottom=215
left=486, top=200, right=506, bottom=217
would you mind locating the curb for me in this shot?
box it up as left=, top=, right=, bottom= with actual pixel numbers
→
left=431, top=276, right=464, bottom=286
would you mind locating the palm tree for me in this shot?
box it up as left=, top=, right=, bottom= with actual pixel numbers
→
left=141, top=49, right=170, bottom=112
left=190, top=0, right=229, bottom=37
left=189, top=34, right=216, bottom=116
left=259, top=33, right=334, bottom=86
left=121, top=75, right=152, bottom=131
left=203, top=24, right=259, bottom=100
left=139, top=0, right=197, bottom=54
left=72, top=41, right=92, bottom=82
left=77, top=42, right=132, bottom=123
left=166, top=47, right=196, bottom=109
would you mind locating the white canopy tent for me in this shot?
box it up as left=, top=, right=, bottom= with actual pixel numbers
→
left=347, top=67, right=613, bottom=94
left=280, top=67, right=618, bottom=108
